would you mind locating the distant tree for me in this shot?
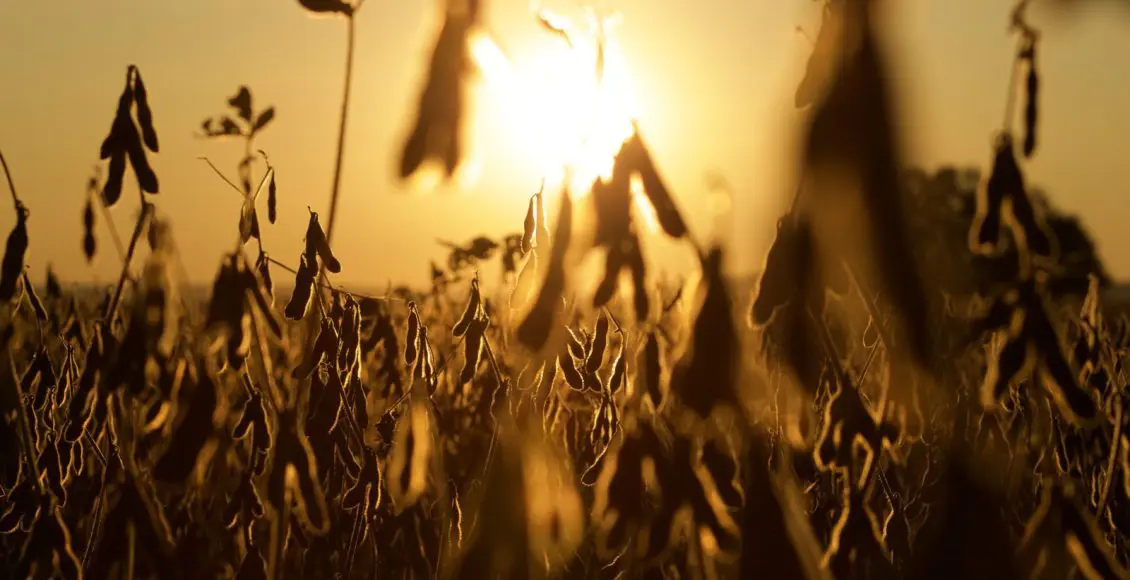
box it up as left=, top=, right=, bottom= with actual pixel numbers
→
left=903, top=165, right=1108, bottom=299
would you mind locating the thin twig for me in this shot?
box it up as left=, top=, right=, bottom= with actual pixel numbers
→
left=5, top=354, right=46, bottom=497
left=323, top=14, right=357, bottom=246
left=83, top=431, right=108, bottom=468
left=93, top=191, right=128, bottom=267
left=265, top=256, right=400, bottom=302
left=197, top=157, right=245, bottom=197
left=481, top=334, right=506, bottom=389
left=103, top=204, right=152, bottom=322
left=0, top=146, right=22, bottom=209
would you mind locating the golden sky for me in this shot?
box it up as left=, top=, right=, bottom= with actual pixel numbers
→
left=1, top=0, right=1128, bottom=289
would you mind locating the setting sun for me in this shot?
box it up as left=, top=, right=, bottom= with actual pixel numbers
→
left=470, top=9, right=639, bottom=197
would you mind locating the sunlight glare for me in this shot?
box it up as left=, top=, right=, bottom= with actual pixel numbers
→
left=470, top=11, right=641, bottom=198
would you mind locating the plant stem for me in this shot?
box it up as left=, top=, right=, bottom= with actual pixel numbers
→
left=323, top=15, right=357, bottom=246
left=269, top=492, right=291, bottom=580
left=93, top=189, right=128, bottom=267
left=1097, top=395, right=1123, bottom=519
left=0, top=147, right=21, bottom=209
left=197, top=157, right=245, bottom=197
left=3, top=350, right=46, bottom=497
left=103, top=204, right=152, bottom=322
left=264, top=256, right=397, bottom=302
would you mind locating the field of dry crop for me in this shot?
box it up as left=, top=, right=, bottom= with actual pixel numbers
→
left=3, top=0, right=1130, bottom=579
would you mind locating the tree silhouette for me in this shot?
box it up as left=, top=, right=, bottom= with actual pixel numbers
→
left=904, top=165, right=1108, bottom=299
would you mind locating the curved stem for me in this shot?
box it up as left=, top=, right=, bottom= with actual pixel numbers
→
left=323, top=15, right=357, bottom=246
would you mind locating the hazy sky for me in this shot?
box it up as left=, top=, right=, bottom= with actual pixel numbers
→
left=1, top=0, right=1128, bottom=290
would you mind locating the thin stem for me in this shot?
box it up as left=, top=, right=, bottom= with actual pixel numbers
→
left=83, top=431, right=108, bottom=468
left=5, top=353, right=46, bottom=497
left=323, top=15, right=357, bottom=246
left=265, top=256, right=399, bottom=302
left=197, top=157, right=245, bottom=197
left=103, top=204, right=151, bottom=322
left=0, top=147, right=21, bottom=210
left=1001, top=45, right=1024, bottom=135
left=482, top=334, right=506, bottom=389
left=269, top=490, right=291, bottom=580
left=82, top=433, right=110, bottom=570
left=93, top=189, right=128, bottom=267
left=82, top=495, right=103, bottom=567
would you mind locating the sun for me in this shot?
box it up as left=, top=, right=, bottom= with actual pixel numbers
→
left=469, top=9, right=641, bottom=197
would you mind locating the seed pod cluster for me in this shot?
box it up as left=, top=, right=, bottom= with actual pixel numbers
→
left=1016, top=480, right=1129, bottom=579
left=104, top=262, right=171, bottom=393
left=99, top=66, right=160, bottom=205
left=559, top=341, right=584, bottom=391
left=800, top=3, right=935, bottom=375
left=205, top=253, right=282, bottom=368
left=338, top=294, right=362, bottom=376
left=589, top=387, right=620, bottom=458
left=822, top=475, right=895, bottom=579
left=223, top=465, right=265, bottom=530
left=342, top=447, right=383, bottom=523
left=589, top=143, right=653, bottom=322
left=293, top=319, right=339, bottom=382
left=592, top=415, right=739, bottom=565
left=978, top=275, right=1097, bottom=425
left=518, top=189, right=573, bottom=352
left=233, top=381, right=272, bottom=475
left=621, top=123, right=688, bottom=239
left=0, top=203, right=29, bottom=302
left=970, top=135, right=1053, bottom=259
left=304, top=209, right=341, bottom=273
left=86, top=478, right=175, bottom=579
left=153, top=365, right=218, bottom=483
left=267, top=405, right=330, bottom=535
left=63, top=324, right=114, bottom=443
left=399, top=0, right=478, bottom=180
left=671, top=248, right=740, bottom=418
left=386, top=401, right=433, bottom=512
left=813, top=345, right=901, bottom=488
